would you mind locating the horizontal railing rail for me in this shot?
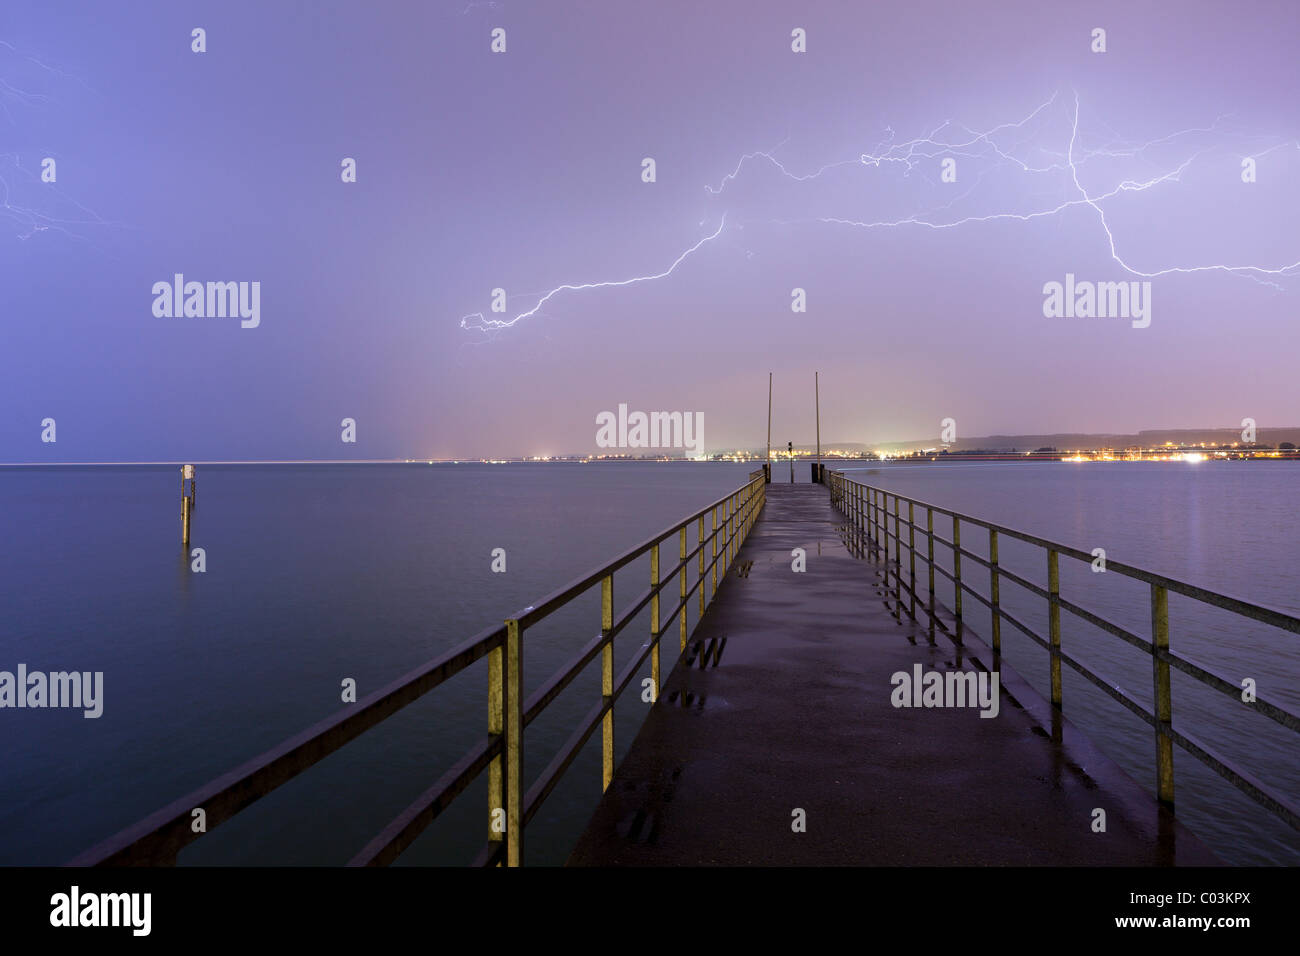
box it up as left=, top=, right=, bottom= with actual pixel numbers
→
left=73, top=473, right=767, bottom=867
left=825, top=470, right=1300, bottom=832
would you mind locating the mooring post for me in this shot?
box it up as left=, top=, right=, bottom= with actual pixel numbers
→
left=181, top=464, right=195, bottom=546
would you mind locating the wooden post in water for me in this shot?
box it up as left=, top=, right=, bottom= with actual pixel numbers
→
left=181, top=465, right=195, bottom=545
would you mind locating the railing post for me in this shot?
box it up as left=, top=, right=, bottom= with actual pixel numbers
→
left=697, top=516, right=705, bottom=617
left=505, top=618, right=523, bottom=866
left=650, top=543, right=660, bottom=703
left=926, top=507, right=935, bottom=639
left=1047, top=549, right=1061, bottom=708
left=852, top=482, right=859, bottom=540
left=864, top=486, right=870, bottom=546
left=860, top=484, right=866, bottom=553
left=989, top=529, right=1001, bottom=654
left=679, top=527, right=688, bottom=654
left=878, top=489, right=889, bottom=556
left=711, top=507, right=718, bottom=599
left=601, top=575, right=614, bottom=792
left=487, top=633, right=504, bottom=864
left=864, top=486, right=870, bottom=552
left=908, top=501, right=916, bottom=620
left=853, top=483, right=860, bottom=548
left=866, top=486, right=874, bottom=553
left=877, top=490, right=884, bottom=559
left=952, top=516, right=962, bottom=640
left=877, top=491, right=885, bottom=573
left=857, top=486, right=868, bottom=554
left=1151, top=584, right=1174, bottom=808
left=871, top=488, right=878, bottom=554
left=893, top=497, right=901, bottom=606
left=730, top=492, right=737, bottom=559
left=864, top=487, right=871, bottom=560
left=720, top=499, right=729, bottom=577
left=728, top=496, right=736, bottom=569
left=734, top=490, right=741, bottom=550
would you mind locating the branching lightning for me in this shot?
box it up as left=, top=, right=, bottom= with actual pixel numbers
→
left=460, top=215, right=727, bottom=333
left=459, top=89, right=1299, bottom=337
left=1, top=38, right=117, bottom=244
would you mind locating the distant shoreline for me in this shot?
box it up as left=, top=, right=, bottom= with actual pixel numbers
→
left=4, top=453, right=1298, bottom=468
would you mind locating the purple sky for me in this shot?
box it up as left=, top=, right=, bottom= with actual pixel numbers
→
left=2, top=0, right=1298, bottom=460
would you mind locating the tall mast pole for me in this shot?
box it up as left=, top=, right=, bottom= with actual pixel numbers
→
left=766, top=372, right=772, bottom=475
left=815, top=371, right=821, bottom=469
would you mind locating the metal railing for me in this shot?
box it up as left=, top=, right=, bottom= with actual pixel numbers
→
left=826, top=470, right=1300, bottom=831
left=71, top=472, right=767, bottom=867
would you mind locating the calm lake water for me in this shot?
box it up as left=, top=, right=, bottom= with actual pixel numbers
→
left=1, top=460, right=1296, bottom=865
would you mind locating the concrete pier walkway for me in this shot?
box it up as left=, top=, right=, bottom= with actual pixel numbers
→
left=568, top=482, right=1219, bottom=865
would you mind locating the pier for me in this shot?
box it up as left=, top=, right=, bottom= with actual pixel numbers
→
left=570, top=482, right=1214, bottom=864
left=73, top=469, right=1299, bottom=867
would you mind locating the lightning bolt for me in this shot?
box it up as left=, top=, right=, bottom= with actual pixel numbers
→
left=459, top=90, right=1300, bottom=336
left=1, top=38, right=118, bottom=244
left=460, top=215, right=727, bottom=334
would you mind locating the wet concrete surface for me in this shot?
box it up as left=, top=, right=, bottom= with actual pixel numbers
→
left=567, top=482, right=1220, bottom=866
